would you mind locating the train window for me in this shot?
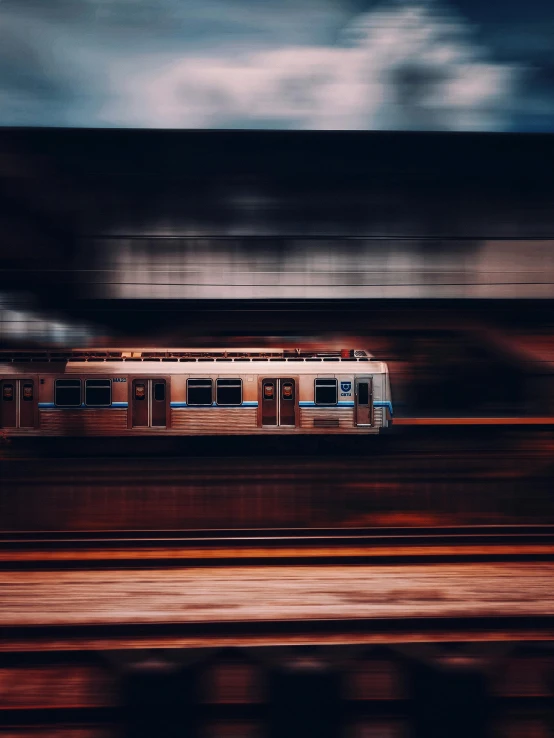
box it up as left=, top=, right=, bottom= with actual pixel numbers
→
left=216, top=378, right=242, bottom=406
left=135, top=383, right=146, bottom=400
left=187, top=378, right=213, bottom=406
left=314, top=378, right=337, bottom=405
left=22, top=383, right=33, bottom=401
left=358, top=382, right=369, bottom=405
left=263, top=382, right=275, bottom=400
left=3, top=384, right=14, bottom=401
left=55, top=379, right=81, bottom=407
left=282, top=382, right=294, bottom=399
left=85, top=379, right=111, bottom=407
left=154, top=382, right=165, bottom=402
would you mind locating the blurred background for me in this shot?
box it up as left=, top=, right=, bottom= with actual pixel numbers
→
left=1, top=1, right=554, bottom=737
left=2, top=128, right=554, bottom=420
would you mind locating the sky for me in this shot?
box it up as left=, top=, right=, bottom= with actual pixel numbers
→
left=0, top=0, right=553, bottom=131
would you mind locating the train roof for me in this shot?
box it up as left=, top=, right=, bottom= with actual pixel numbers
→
left=0, top=348, right=374, bottom=363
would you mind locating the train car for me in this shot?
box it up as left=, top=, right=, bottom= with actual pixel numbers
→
left=0, top=348, right=392, bottom=436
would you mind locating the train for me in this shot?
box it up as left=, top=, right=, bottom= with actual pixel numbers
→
left=0, top=348, right=392, bottom=436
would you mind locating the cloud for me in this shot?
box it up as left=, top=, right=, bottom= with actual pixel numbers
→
left=102, top=2, right=520, bottom=130
left=0, top=0, right=530, bottom=130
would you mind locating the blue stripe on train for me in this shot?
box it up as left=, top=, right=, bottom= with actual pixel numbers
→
left=374, top=401, right=394, bottom=415
left=39, top=402, right=129, bottom=409
left=39, top=399, right=393, bottom=414
left=299, top=401, right=355, bottom=408
left=300, top=400, right=392, bottom=414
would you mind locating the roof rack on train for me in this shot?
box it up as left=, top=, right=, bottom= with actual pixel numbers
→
left=0, top=348, right=372, bottom=361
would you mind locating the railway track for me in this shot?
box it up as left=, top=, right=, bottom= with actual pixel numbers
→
left=1, top=525, right=554, bottom=569
left=4, top=614, right=554, bottom=653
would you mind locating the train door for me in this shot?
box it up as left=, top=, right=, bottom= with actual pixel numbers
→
left=132, top=378, right=167, bottom=428
left=260, top=378, right=296, bottom=427
left=355, top=376, right=373, bottom=426
left=1, top=379, right=36, bottom=429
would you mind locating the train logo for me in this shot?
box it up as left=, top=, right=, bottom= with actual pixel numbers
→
left=341, top=381, right=352, bottom=394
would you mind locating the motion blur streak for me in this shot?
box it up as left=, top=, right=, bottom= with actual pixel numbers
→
left=0, top=293, right=96, bottom=345
left=96, top=238, right=554, bottom=300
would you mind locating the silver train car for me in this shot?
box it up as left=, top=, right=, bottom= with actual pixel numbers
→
left=0, top=348, right=392, bottom=436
